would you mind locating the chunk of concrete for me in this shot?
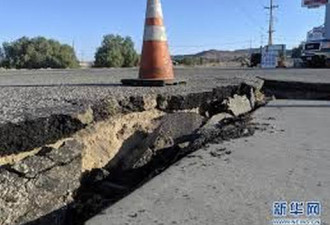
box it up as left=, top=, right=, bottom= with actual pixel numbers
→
left=201, top=113, right=233, bottom=131
left=0, top=140, right=83, bottom=225
left=224, top=94, right=252, bottom=116
left=0, top=169, right=30, bottom=225
left=11, top=154, right=56, bottom=179
left=150, top=112, right=205, bottom=149
left=249, top=88, right=256, bottom=109
left=120, top=112, right=205, bottom=170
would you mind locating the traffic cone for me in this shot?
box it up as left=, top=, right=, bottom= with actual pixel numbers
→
left=122, top=0, right=175, bottom=86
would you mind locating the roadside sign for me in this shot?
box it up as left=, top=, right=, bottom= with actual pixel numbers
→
left=302, top=0, right=328, bottom=8
left=261, top=45, right=286, bottom=69
left=261, top=50, right=277, bottom=68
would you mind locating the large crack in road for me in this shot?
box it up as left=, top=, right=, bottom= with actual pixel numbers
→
left=1, top=71, right=330, bottom=225
left=0, top=82, right=264, bottom=225
left=86, top=100, right=330, bottom=225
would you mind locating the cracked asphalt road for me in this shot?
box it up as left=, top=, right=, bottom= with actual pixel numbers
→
left=87, top=100, right=330, bottom=225
left=1, top=67, right=330, bottom=125
left=0, top=68, right=257, bottom=124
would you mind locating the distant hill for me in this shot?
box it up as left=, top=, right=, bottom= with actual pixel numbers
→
left=173, top=48, right=261, bottom=62
left=173, top=47, right=294, bottom=64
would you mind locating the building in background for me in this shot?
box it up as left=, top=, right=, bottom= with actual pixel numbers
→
left=301, top=0, right=330, bottom=67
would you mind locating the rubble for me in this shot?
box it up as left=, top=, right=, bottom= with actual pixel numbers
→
left=223, top=94, right=252, bottom=116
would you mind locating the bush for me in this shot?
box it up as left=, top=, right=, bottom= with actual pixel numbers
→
left=0, top=37, right=79, bottom=69
left=94, top=34, right=139, bottom=68
left=176, top=56, right=205, bottom=66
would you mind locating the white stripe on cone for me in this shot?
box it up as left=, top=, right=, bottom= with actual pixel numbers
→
left=144, top=26, right=167, bottom=41
left=146, top=0, right=163, bottom=18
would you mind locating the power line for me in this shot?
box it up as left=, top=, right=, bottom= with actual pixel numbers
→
left=232, top=0, right=268, bottom=47
left=235, top=1, right=266, bottom=34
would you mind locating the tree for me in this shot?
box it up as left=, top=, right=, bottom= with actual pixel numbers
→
left=94, top=34, right=139, bottom=68
left=1, top=37, right=79, bottom=69
left=0, top=47, right=3, bottom=67
left=122, top=37, right=139, bottom=67
left=176, top=56, right=204, bottom=66
left=292, top=44, right=303, bottom=59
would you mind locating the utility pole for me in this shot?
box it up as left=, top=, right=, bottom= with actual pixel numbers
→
left=325, top=4, right=330, bottom=39
left=265, top=0, right=278, bottom=46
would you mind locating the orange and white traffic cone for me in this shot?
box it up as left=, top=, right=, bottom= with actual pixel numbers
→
left=122, top=0, right=175, bottom=86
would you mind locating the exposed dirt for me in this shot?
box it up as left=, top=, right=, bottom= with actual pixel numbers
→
left=0, top=83, right=263, bottom=225
left=28, top=115, right=257, bottom=225
left=79, top=110, right=164, bottom=171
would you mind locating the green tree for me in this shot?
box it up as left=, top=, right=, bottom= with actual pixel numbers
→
left=94, top=34, right=138, bottom=68
left=177, top=56, right=203, bottom=66
left=122, top=37, right=139, bottom=67
left=1, top=36, right=79, bottom=69
left=292, top=44, right=303, bottom=59
left=181, top=57, right=195, bottom=65
left=0, top=47, right=3, bottom=66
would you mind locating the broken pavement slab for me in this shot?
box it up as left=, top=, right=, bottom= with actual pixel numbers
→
left=0, top=68, right=264, bottom=125
left=119, top=112, right=205, bottom=171
left=200, top=113, right=233, bottom=131
left=0, top=139, right=82, bottom=225
left=223, top=94, right=252, bottom=117
left=0, top=68, right=265, bottom=225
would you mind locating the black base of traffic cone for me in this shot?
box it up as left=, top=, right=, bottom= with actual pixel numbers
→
left=121, top=79, right=186, bottom=87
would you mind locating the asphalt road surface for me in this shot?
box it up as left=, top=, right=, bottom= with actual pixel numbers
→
left=1, top=68, right=330, bottom=86
left=1, top=67, right=330, bottom=125
left=87, top=100, right=330, bottom=225
left=0, top=68, right=256, bottom=124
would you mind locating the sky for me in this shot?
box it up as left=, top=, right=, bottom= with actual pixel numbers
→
left=0, top=0, right=326, bottom=61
